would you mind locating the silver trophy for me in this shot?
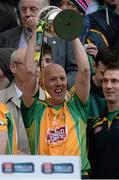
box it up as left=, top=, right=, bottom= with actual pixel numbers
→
left=37, top=6, right=83, bottom=40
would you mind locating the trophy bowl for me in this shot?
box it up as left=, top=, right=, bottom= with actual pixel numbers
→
left=37, top=6, right=62, bottom=37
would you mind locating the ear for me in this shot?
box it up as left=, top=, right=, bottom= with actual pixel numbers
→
left=9, top=63, right=16, bottom=74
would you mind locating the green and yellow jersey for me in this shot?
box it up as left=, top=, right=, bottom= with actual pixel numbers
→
left=0, top=103, right=17, bottom=154
left=21, top=93, right=90, bottom=174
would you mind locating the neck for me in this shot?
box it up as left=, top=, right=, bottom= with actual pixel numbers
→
left=107, top=102, right=119, bottom=112
left=15, top=79, right=22, bottom=91
left=46, top=98, right=64, bottom=107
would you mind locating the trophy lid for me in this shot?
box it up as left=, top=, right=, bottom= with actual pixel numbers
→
left=53, top=9, right=83, bottom=40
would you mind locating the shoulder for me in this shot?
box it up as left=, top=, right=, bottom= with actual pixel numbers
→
left=67, top=93, right=89, bottom=109
left=88, top=113, right=104, bottom=129
left=0, top=26, right=22, bottom=36
left=21, top=98, right=46, bottom=112
left=0, top=83, right=16, bottom=103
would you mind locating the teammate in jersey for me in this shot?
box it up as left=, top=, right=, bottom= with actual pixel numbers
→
left=0, top=103, right=17, bottom=154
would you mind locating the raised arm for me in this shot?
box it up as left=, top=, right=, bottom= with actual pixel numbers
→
left=22, top=17, right=39, bottom=107
left=72, top=38, right=90, bottom=104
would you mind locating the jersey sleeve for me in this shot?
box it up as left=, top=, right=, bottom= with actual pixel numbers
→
left=21, top=98, right=45, bottom=128
left=72, top=93, right=90, bottom=123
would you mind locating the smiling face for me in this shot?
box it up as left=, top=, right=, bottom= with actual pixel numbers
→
left=42, top=64, right=67, bottom=106
left=103, top=69, right=119, bottom=105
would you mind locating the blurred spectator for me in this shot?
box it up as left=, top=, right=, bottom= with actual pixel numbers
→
left=86, top=0, right=99, bottom=14
left=108, top=0, right=119, bottom=50
left=0, top=48, right=30, bottom=154
left=0, top=48, right=14, bottom=90
left=87, top=47, right=116, bottom=120
left=58, top=0, right=77, bottom=10
left=50, top=0, right=88, bottom=13
left=38, top=42, right=53, bottom=100
left=0, top=0, right=19, bottom=32
left=82, top=0, right=119, bottom=49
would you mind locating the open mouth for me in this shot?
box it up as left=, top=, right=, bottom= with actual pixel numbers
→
left=54, top=88, right=63, bottom=95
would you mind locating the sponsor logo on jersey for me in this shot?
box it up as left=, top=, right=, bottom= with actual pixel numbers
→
left=46, top=126, right=68, bottom=144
